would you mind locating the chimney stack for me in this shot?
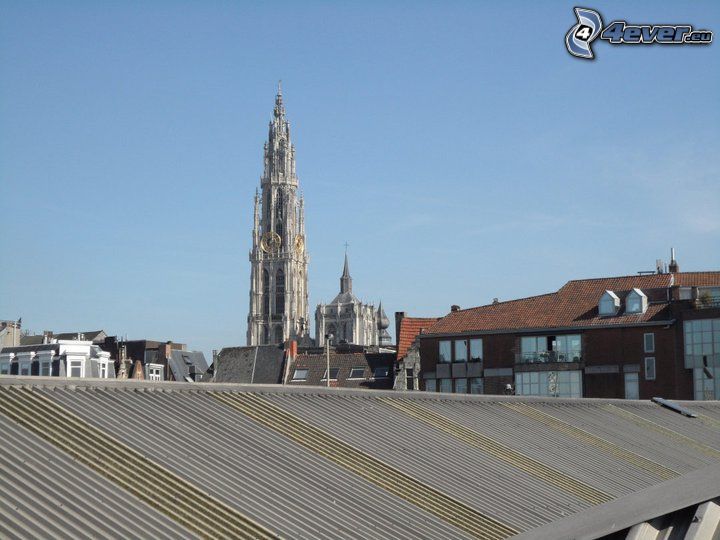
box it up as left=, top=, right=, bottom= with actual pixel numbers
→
left=669, top=247, right=680, bottom=273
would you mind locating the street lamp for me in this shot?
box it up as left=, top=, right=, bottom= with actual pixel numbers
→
left=325, top=333, right=333, bottom=388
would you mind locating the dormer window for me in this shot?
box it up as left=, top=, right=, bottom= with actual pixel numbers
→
left=626, top=288, right=648, bottom=314
left=599, top=290, right=620, bottom=316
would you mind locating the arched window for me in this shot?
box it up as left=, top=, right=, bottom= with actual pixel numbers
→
left=262, top=270, right=270, bottom=316
left=275, top=269, right=285, bottom=314
left=274, top=326, right=283, bottom=344
left=275, top=190, right=284, bottom=219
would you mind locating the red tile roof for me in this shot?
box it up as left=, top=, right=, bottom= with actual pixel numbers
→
left=397, top=316, right=441, bottom=360
left=425, top=272, right=720, bottom=335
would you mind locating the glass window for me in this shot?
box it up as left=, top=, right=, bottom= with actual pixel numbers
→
left=454, top=340, right=467, bottom=362
left=627, top=292, right=642, bottom=313
left=348, top=367, right=365, bottom=379
left=40, top=361, right=51, bottom=377
left=644, top=357, right=656, bottom=381
left=322, top=368, right=340, bottom=380
left=0, top=361, right=10, bottom=375
left=454, top=378, right=467, bottom=394
left=69, top=361, right=83, bottom=378
left=292, top=368, right=309, bottom=381
left=439, top=341, right=452, bottom=363
left=644, top=333, right=655, bottom=353
left=98, top=362, right=108, bottom=379
left=515, top=371, right=582, bottom=398
left=425, top=379, right=436, bottom=392
left=469, top=339, right=483, bottom=362
left=694, top=367, right=716, bottom=400
left=19, top=362, right=31, bottom=376
left=439, top=378, right=452, bottom=393
left=469, top=377, right=483, bottom=394
left=373, top=366, right=390, bottom=379
left=599, top=292, right=619, bottom=315
left=624, top=372, right=639, bottom=399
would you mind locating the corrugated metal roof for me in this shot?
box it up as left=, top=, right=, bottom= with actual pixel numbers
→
left=0, top=377, right=719, bottom=539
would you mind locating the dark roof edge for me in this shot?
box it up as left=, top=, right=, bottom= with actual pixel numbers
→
left=421, top=319, right=676, bottom=339
left=511, top=463, right=720, bottom=540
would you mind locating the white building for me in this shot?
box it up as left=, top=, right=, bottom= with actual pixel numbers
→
left=315, top=254, right=391, bottom=347
left=0, top=340, right=114, bottom=378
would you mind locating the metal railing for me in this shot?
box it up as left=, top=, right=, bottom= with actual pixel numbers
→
left=515, top=351, right=582, bottom=364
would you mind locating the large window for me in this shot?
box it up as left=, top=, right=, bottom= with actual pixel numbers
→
left=624, top=372, right=639, bottom=399
left=515, top=371, right=582, bottom=398
left=455, top=378, right=467, bottom=394
left=425, top=379, right=436, bottom=392
left=694, top=367, right=715, bottom=400
left=438, top=378, right=452, bottom=393
left=439, top=341, right=452, bottom=363
left=644, top=357, right=656, bottom=381
left=0, top=361, right=10, bottom=375
left=291, top=368, right=308, bottom=381
left=469, top=339, right=483, bottom=362
left=469, top=378, right=483, bottom=394
left=520, top=335, right=581, bottom=363
left=454, top=340, right=467, bottom=362
left=262, top=270, right=270, bottom=315
left=644, top=333, right=655, bottom=353
left=373, top=366, right=390, bottom=379
left=275, top=269, right=285, bottom=314
left=98, top=360, right=108, bottom=379
left=19, top=362, right=31, bottom=376
left=322, top=368, right=340, bottom=381
left=684, top=319, right=720, bottom=400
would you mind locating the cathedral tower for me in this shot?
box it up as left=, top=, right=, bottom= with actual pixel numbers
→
left=247, top=84, right=310, bottom=345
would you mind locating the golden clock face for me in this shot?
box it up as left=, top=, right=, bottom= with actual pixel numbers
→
left=294, top=234, right=305, bottom=255
left=260, top=231, right=282, bottom=254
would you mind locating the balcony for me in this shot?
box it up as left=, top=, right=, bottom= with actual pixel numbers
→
left=516, top=351, right=582, bottom=364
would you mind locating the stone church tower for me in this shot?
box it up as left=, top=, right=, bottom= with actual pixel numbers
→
left=247, top=84, right=310, bottom=345
left=315, top=254, right=383, bottom=347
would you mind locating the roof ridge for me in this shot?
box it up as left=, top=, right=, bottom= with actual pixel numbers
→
left=449, top=292, right=558, bottom=314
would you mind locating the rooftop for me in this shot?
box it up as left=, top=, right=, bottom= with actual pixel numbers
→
left=0, top=377, right=719, bottom=539
left=426, top=271, right=720, bottom=335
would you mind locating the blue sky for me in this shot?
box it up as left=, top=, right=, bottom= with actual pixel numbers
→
left=1, top=1, right=718, bottom=358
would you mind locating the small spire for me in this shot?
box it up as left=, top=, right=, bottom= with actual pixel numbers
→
left=342, top=252, right=350, bottom=278
left=273, top=80, right=285, bottom=118
left=340, top=252, right=352, bottom=294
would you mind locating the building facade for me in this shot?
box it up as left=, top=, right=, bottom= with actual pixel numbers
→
left=247, top=85, right=310, bottom=346
left=315, top=254, right=385, bottom=347
left=418, top=267, right=720, bottom=400
left=0, top=340, right=114, bottom=379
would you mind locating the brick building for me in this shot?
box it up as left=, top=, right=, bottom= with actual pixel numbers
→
left=418, top=268, right=720, bottom=400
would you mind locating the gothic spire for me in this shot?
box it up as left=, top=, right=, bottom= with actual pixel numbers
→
left=340, top=252, right=352, bottom=294
left=273, top=80, right=285, bottom=120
